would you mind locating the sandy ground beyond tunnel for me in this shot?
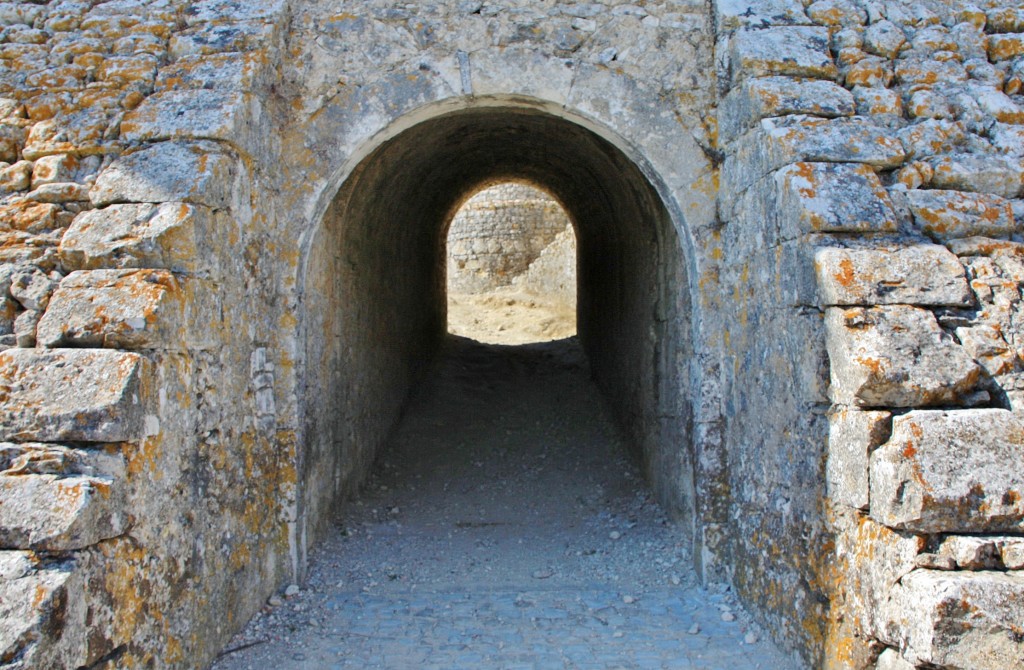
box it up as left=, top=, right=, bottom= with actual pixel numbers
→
left=211, top=334, right=799, bottom=669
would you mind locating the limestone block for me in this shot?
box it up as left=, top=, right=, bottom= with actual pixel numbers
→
left=36, top=269, right=186, bottom=350
left=988, top=8, right=1024, bottom=33
left=825, top=306, right=982, bottom=407
left=168, top=20, right=278, bottom=60
left=59, top=202, right=223, bottom=276
left=760, top=116, right=906, bottom=169
left=0, top=349, right=152, bottom=443
left=852, top=86, right=901, bottom=118
left=155, top=52, right=268, bottom=92
left=870, top=409, right=1024, bottom=532
left=864, top=20, right=906, bottom=59
left=990, top=34, right=1024, bottom=61
left=90, top=141, right=241, bottom=209
left=0, top=471, right=125, bottom=550
left=814, top=244, right=971, bottom=307
left=716, top=0, right=808, bottom=30
left=777, top=163, right=897, bottom=237
left=886, top=570, right=1024, bottom=669
left=0, top=557, right=75, bottom=664
left=729, top=27, right=837, bottom=85
left=999, top=537, right=1024, bottom=569
left=121, top=89, right=266, bottom=158
left=938, top=536, right=1003, bottom=570
left=906, top=189, right=1015, bottom=241
left=826, top=408, right=890, bottom=509
left=718, top=77, right=854, bottom=143
left=875, top=648, right=914, bottom=670
left=946, top=236, right=1024, bottom=259
left=955, top=324, right=1017, bottom=376
left=182, top=0, right=287, bottom=25
left=895, top=58, right=969, bottom=86
left=929, top=153, right=1024, bottom=199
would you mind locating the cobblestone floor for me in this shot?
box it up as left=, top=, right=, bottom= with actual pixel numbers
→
left=212, top=337, right=802, bottom=670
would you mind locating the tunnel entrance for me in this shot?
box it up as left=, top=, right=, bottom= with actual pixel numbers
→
left=300, top=103, right=694, bottom=559
left=446, top=181, right=577, bottom=345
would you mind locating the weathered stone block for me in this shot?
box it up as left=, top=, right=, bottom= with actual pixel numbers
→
left=718, top=77, right=854, bottom=143
left=59, top=202, right=223, bottom=276
left=0, top=556, right=75, bottom=664
left=956, top=324, right=1017, bottom=376
left=938, top=536, right=1003, bottom=570
left=825, top=306, right=982, bottom=407
left=999, top=537, right=1024, bottom=569
left=814, top=244, right=971, bottom=307
left=37, top=269, right=186, bottom=350
left=929, top=153, right=1024, bottom=199
left=826, top=408, right=890, bottom=509
left=871, top=409, right=1024, bottom=532
left=0, top=471, right=125, bottom=550
left=875, top=648, right=914, bottom=670
left=777, top=163, right=897, bottom=237
left=760, top=116, right=906, bottom=169
left=989, top=34, right=1024, bottom=61
left=121, top=89, right=265, bottom=158
left=0, top=349, right=152, bottom=443
left=716, top=0, right=809, bottom=30
left=906, top=189, right=1015, bottom=241
left=155, top=52, right=268, bottom=92
left=90, top=141, right=241, bottom=209
left=885, top=570, right=1024, bottom=669
left=729, top=27, right=837, bottom=85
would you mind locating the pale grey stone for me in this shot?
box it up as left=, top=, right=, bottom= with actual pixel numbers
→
left=914, top=553, right=956, bottom=570
left=12, top=308, right=38, bottom=347
left=37, top=269, right=188, bottom=350
left=716, top=0, right=809, bottom=30
left=864, top=20, right=906, bottom=58
left=729, top=27, right=836, bottom=85
left=90, top=141, right=240, bottom=209
left=0, top=349, right=152, bottom=443
left=825, top=306, right=982, bottom=408
left=9, top=268, right=56, bottom=311
left=0, top=472, right=126, bottom=550
left=905, top=189, right=1015, bottom=241
left=886, top=570, right=1024, bottom=669
left=826, top=408, right=890, bottom=509
left=0, top=560, right=74, bottom=665
left=875, top=648, right=914, bottom=670
left=59, top=202, right=223, bottom=276
left=998, top=537, right=1024, bottom=569
left=121, top=89, right=266, bottom=158
left=814, top=243, right=971, bottom=307
left=718, top=77, right=854, bottom=143
left=938, top=536, right=1002, bottom=570
left=870, top=409, right=1024, bottom=532
left=776, top=162, right=897, bottom=237
left=929, top=153, right=1024, bottom=199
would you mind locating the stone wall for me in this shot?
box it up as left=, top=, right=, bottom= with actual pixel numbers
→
left=446, top=181, right=575, bottom=295
left=0, top=0, right=1021, bottom=669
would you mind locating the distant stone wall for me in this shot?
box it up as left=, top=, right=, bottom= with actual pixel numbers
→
left=447, top=183, right=575, bottom=295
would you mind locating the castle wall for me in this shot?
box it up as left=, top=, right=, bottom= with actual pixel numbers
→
left=0, top=1, right=1021, bottom=668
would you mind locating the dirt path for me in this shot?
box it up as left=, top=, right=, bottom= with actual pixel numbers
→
left=211, top=336, right=799, bottom=669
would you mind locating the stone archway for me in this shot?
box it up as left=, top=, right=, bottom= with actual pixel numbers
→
left=297, top=102, right=695, bottom=561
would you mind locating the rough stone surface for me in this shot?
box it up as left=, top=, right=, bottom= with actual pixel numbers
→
left=37, top=269, right=189, bottom=350
left=814, top=243, right=971, bottom=307
left=870, top=410, right=1024, bottom=533
left=825, top=306, right=983, bottom=408
left=826, top=409, right=890, bottom=510
left=885, top=570, right=1024, bottom=670
left=776, top=162, right=897, bottom=237
left=0, top=349, right=152, bottom=443
left=906, top=189, right=1016, bottom=241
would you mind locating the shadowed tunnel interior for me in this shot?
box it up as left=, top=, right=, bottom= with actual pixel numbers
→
left=301, top=104, right=694, bottom=556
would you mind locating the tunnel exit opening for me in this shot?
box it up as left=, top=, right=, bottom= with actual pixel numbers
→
left=300, top=103, right=695, bottom=563
left=445, top=180, right=578, bottom=345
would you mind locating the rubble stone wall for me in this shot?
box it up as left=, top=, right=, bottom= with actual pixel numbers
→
left=446, top=181, right=576, bottom=296
left=0, top=1, right=1021, bottom=669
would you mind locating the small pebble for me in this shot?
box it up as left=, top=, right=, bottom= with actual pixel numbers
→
left=267, top=595, right=282, bottom=607
left=745, top=631, right=759, bottom=644
left=285, top=584, right=300, bottom=597
left=688, top=622, right=701, bottom=634
left=721, top=611, right=736, bottom=622
left=612, top=630, right=624, bottom=638
left=622, top=595, right=635, bottom=604
left=532, top=569, right=553, bottom=579
left=609, top=531, right=621, bottom=540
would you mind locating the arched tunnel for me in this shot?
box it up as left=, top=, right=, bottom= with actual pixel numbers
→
left=299, top=104, right=695, bottom=556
